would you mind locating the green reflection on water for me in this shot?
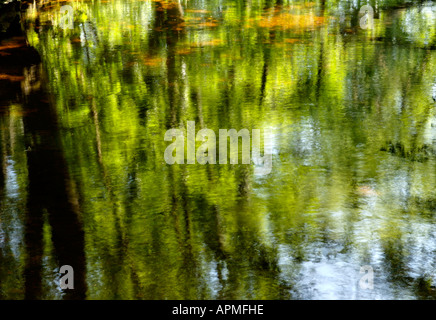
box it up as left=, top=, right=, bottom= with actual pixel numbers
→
left=1, top=0, right=436, bottom=299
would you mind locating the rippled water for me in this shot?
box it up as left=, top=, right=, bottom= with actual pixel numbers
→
left=1, top=0, right=436, bottom=299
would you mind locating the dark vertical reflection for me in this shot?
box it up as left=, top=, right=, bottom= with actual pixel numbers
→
left=0, top=32, right=88, bottom=299
left=22, top=64, right=87, bottom=299
left=163, top=0, right=185, bottom=128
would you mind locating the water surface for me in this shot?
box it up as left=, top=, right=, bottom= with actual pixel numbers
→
left=1, top=0, right=436, bottom=299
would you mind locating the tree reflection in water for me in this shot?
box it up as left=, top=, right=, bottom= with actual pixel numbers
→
left=0, top=0, right=436, bottom=299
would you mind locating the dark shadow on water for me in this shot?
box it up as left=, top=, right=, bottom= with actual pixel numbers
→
left=0, top=32, right=87, bottom=299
